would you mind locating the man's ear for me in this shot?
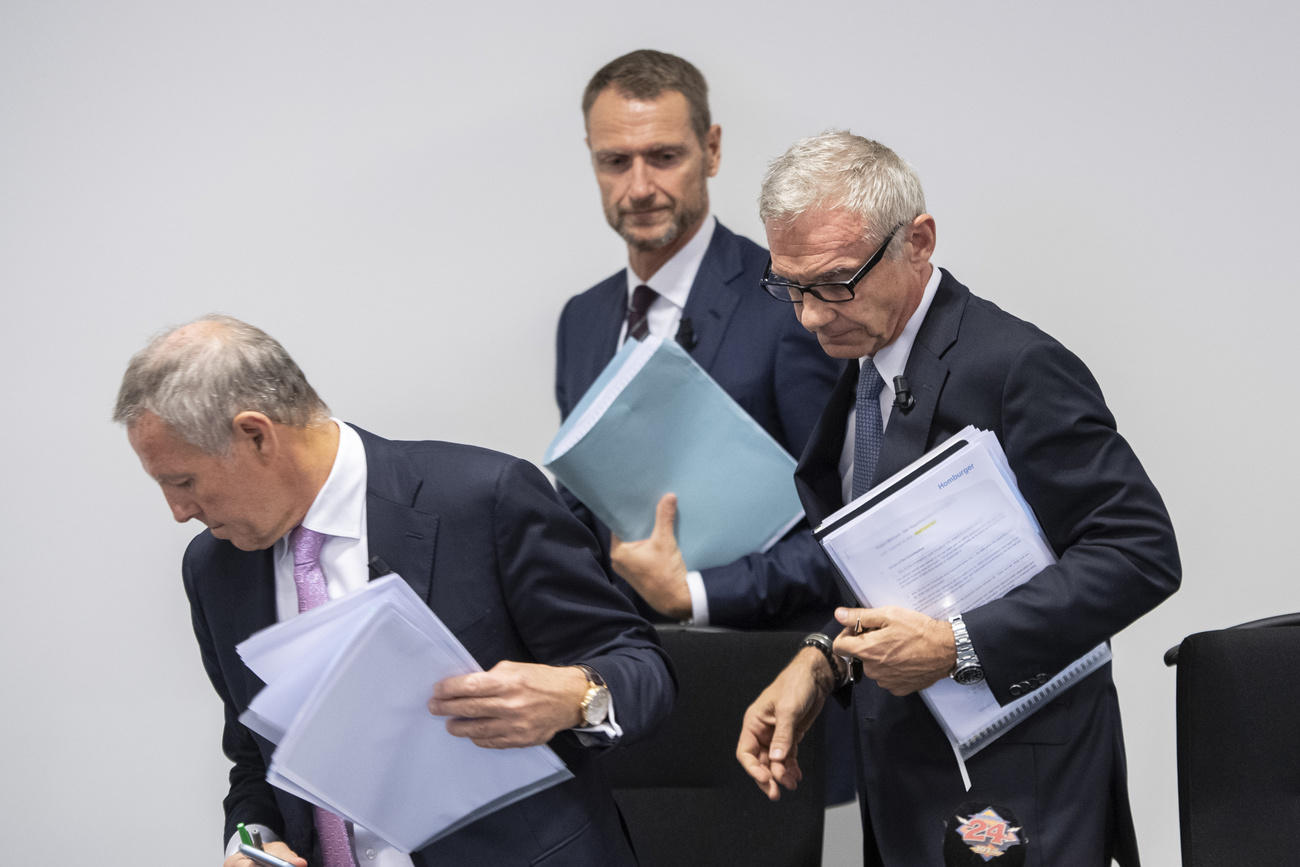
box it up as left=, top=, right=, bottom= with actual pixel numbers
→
left=231, top=411, right=277, bottom=457
left=704, top=124, right=722, bottom=177
left=907, top=214, right=937, bottom=264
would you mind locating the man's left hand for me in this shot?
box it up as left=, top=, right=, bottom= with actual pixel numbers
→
left=429, top=661, right=589, bottom=748
left=831, top=606, right=956, bottom=695
left=609, top=493, right=691, bottom=619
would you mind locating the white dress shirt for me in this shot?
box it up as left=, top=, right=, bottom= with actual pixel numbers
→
left=619, top=214, right=717, bottom=624
left=619, top=213, right=716, bottom=344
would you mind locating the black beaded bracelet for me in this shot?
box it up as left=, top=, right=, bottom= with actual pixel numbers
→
left=800, top=632, right=849, bottom=686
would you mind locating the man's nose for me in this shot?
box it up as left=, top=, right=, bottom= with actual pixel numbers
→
left=627, top=158, right=656, bottom=201
left=166, top=493, right=201, bottom=523
left=797, top=294, right=835, bottom=330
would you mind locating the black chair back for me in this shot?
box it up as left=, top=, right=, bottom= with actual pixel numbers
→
left=605, top=627, right=827, bottom=866
left=1169, top=615, right=1300, bottom=865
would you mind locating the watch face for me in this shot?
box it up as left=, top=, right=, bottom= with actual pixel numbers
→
left=583, top=686, right=611, bottom=725
left=954, top=665, right=985, bottom=686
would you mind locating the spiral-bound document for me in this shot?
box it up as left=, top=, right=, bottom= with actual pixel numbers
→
left=816, top=426, right=1109, bottom=759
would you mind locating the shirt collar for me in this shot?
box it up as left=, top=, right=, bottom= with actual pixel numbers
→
left=297, top=418, right=367, bottom=541
left=867, top=263, right=943, bottom=387
left=624, top=213, right=717, bottom=311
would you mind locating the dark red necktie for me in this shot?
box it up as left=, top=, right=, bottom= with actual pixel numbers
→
left=625, top=284, right=657, bottom=342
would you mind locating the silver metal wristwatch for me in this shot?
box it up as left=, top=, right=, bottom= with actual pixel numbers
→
left=949, top=614, right=985, bottom=685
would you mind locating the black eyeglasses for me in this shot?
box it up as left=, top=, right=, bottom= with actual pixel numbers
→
left=760, top=224, right=902, bottom=303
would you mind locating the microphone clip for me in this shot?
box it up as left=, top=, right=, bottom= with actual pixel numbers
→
left=893, top=375, right=916, bottom=413
left=676, top=317, right=698, bottom=351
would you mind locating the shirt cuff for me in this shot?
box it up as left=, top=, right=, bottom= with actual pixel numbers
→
left=685, top=570, right=709, bottom=625
left=226, top=825, right=280, bottom=857
left=572, top=696, right=624, bottom=745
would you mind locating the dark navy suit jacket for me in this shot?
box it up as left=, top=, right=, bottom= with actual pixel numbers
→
left=183, top=426, right=675, bottom=866
left=555, top=221, right=844, bottom=628
left=796, top=270, right=1180, bottom=866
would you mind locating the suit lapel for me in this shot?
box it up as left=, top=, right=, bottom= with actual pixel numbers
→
left=236, top=550, right=278, bottom=631
left=681, top=223, right=743, bottom=371
left=591, top=277, right=627, bottom=372
left=232, top=549, right=278, bottom=700
left=875, top=270, right=966, bottom=481
left=794, top=362, right=858, bottom=526
left=353, top=426, right=440, bottom=607
left=875, top=346, right=947, bottom=482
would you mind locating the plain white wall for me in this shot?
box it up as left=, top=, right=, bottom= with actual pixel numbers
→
left=2, top=1, right=1297, bottom=862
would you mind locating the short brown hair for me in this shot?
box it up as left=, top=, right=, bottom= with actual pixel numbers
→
left=582, top=49, right=711, bottom=143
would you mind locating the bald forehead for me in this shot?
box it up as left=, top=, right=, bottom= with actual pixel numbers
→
left=159, top=318, right=229, bottom=350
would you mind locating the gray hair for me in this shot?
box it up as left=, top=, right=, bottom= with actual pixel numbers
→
left=758, top=130, right=926, bottom=255
left=113, top=314, right=329, bottom=454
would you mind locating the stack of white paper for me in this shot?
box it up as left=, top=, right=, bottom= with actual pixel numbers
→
left=236, top=575, right=572, bottom=852
left=815, top=427, right=1110, bottom=759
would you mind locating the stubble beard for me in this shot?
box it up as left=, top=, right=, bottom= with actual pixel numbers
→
left=609, top=172, right=709, bottom=253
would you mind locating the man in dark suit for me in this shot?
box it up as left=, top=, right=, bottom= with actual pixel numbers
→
left=116, top=315, right=674, bottom=867
left=736, top=132, right=1181, bottom=865
left=557, top=49, right=843, bottom=630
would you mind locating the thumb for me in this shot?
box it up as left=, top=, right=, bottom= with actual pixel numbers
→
left=768, top=712, right=796, bottom=761
left=651, top=493, right=678, bottom=540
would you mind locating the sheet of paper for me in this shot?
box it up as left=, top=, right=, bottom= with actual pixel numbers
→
left=266, top=605, right=570, bottom=851
left=239, top=575, right=477, bottom=684
left=822, top=476, right=1054, bottom=617
left=236, top=575, right=572, bottom=851
left=240, top=576, right=462, bottom=744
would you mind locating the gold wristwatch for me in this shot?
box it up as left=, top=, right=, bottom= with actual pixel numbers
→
left=576, top=664, right=611, bottom=726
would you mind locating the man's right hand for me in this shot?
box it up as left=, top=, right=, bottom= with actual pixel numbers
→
left=223, top=841, right=307, bottom=867
left=735, top=646, right=836, bottom=801
left=609, top=493, right=692, bottom=620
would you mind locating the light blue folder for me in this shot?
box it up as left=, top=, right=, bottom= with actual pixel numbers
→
left=544, top=336, right=805, bottom=571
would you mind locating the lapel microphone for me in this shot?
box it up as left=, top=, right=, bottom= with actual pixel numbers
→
left=676, top=317, right=697, bottom=350
left=893, top=375, right=916, bottom=412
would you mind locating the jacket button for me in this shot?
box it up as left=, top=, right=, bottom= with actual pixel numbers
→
left=1009, top=683, right=1024, bottom=697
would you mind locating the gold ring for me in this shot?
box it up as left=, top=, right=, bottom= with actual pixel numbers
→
left=855, top=616, right=863, bottom=635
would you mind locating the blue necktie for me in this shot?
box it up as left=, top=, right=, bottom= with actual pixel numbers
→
left=851, top=358, right=885, bottom=500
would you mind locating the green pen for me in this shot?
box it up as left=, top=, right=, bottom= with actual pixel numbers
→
left=237, top=823, right=254, bottom=847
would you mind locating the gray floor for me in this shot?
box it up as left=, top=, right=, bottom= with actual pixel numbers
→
left=822, top=801, right=864, bottom=865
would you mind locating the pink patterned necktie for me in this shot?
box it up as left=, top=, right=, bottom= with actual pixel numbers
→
left=289, top=525, right=359, bottom=867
